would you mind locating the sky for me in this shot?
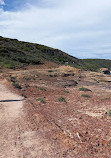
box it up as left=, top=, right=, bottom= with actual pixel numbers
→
left=0, top=0, right=111, bottom=59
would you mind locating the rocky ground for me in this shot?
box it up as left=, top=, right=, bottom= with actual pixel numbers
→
left=0, top=66, right=111, bottom=158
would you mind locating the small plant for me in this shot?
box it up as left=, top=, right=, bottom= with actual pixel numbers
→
left=79, top=87, right=91, bottom=91
left=48, top=70, right=53, bottom=72
left=100, top=97, right=110, bottom=101
left=36, top=97, right=45, bottom=103
left=39, top=87, right=46, bottom=91
left=48, top=74, right=57, bottom=77
left=12, top=82, right=22, bottom=89
left=64, top=90, right=69, bottom=93
left=58, top=97, right=66, bottom=102
left=24, top=77, right=31, bottom=81
left=21, top=93, right=27, bottom=98
left=10, top=76, right=16, bottom=82
left=104, top=97, right=110, bottom=100
left=81, top=94, right=91, bottom=98
left=108, top=110, right=111, bottom=116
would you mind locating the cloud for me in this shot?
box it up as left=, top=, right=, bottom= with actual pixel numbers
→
left=0, top=0, right=111, bottom=59
left=0, top=0, right=4, bottom=5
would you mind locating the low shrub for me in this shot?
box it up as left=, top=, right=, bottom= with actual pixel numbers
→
left=81, top=94, right=91, bottom=98
left=39, top=87, right=46, bottom=91
left=58, top=97, right=66, bottom=102
left=100, top=97, right=110, bottom=101
left=36, top=97, right=45, bottom=103
left=108, top=110, right=111, bottom=116
left=79, top=87, right=91, bottom=91
left=48, top=70, right=53, bottom=72
left=12, top=82, right=22, bottom=89
left=64, top=90, right=69, bottom=93
left=24, top=77, right=31, bottom=81
left=10, top=76, right=16, bottom=82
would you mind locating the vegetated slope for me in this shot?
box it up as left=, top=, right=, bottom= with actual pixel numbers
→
left=82, top=59, right=111, bottom=71
left=0, top=36, right=80, bottom=69
left=0, top=36, right=111, bottom=71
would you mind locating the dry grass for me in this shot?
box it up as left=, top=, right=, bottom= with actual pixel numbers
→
left=59, top=65, right=81, bottom=73
left=100, top=68, right=109, bottom=72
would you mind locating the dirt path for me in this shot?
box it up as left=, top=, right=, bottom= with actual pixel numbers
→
left=0, top=80, right=61, bottom=158
left=0, top=80, right=25, bottom=158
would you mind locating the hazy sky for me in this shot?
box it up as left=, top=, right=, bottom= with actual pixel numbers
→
left=0, top=0, right=111, bottom=59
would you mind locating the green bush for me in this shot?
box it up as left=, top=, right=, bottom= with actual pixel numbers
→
left=24, top=77, right=31, bottom=81
left=36, top=98, right=45, bottom=103
left=58, top=97, right=66, bottom=102
left=79, top=87, right=91, bottom=91
left=10, top=76, right=16, bottom=82
left=100, top=97, right=110, bottom=101
left=48, top=70, right=53, bottom=72
left=81, top=94, right=91, bottom=98
left=12, top=82, right=22, bottom=89
left=39, top=87, right=46, bottom=91
left=64, top=90, right=69, bottom=93
left=108, top=110, right=111, bottom=116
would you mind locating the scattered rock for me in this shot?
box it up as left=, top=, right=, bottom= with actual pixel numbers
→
left=63, top=80, right=78, bottom=88
left=62, top=73, right=75, bottom=77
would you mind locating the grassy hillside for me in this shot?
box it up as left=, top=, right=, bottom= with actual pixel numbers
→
left=0, top=36, right=111, bottom=71
left=0, top=36, right=80, bottom=69
left=82, top=59, right=111, bottom=71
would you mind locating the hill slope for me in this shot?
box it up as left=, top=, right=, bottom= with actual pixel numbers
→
left=0, top=36, right=111, bottom=71
left=0, top=36, right=80, bottom=69
left=82, top=59, right=111, bottom=71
